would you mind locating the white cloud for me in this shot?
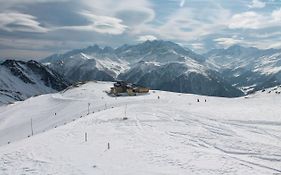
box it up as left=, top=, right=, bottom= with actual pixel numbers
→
left=267, top=42, right=281, bottom=49
left=249, top=31, right=281, bottom=38
left=229, top=8, right=281, bottom=29
left=59, top=0, right=155, bottom=35
left=180, top=0, right=186, bottom=7
left=228, top=12, right=265, bottom=29
left=58, top=12, right=128, bottom=35
left=0, top=0, right=70, bottom=10
left=137, top=35, right=157, bottom=42
left=191, top=43, right=204, bottom=50
left=1, top=0, right=281, bottom=58
left=248, top=0, right=266, bottom=9
left=214, top=36, right=281, bottom=50
left=0, top=11, right=48, bottom=33
left=0, top=0, right=68, bottom=3
left=272, top=8, right=281, bottom=21
left=214, top=37, right=245, bottom=47
left=143, top=3, right=231, bottom=41
left=81, top=0, right=155, bottom=26
left=80, top=12, right=128, bottom=35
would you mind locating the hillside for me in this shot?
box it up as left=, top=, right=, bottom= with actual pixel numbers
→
left=0, top=81, right=280, bottom=174
left=0, top=60, right=69, bottom=105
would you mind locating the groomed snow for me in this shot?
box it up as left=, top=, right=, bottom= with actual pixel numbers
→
left=0, top=81, right=281, bottom=174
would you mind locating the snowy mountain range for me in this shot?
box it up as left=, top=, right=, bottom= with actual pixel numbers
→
left=205, top=45, right=281, bottom=93
left=42, top=40, right=243, bottom=97
left=1, top=40, right=281, bottom=104
left=0, top=60, right=69, bottom=105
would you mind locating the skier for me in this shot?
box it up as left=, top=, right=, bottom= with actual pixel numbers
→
left=197, top=99, right=199, bottom=102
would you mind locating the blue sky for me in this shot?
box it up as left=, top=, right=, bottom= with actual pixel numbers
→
left=0, top=0, right=281, bottom=59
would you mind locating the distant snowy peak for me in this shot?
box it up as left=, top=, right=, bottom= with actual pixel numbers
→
left=207, top=45, right=259, bottom=57
left=206, top=45, right=280, bottom=69
left=206, top=45, right=281, bottom=75
left=43, top=51, right=129, bottom=81
left=44, top=40, right=205, bottom=64
left=41, top=40, right=244, bottom=97
left=115, top=40, right=206, bottom=63
left=205, top=45, right=281, bottom=93
left=42, top=40, right=208, bottom=81
left=0, top=60, right=69, bottom=105
left=252, top=52, right=281, bottom=75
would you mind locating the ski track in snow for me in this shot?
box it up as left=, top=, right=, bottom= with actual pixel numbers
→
left=0, top=81, right=281, bottom=174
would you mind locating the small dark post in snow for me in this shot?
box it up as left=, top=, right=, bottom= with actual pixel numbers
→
left=85, top=132, right=88, bottom=142
left=123, top=104, right=128, bottom=120
left=125, top=104, right=127, bottom=117
left=30, top=118, right=34, bottom=136
left=107, top=142, right=110, bottom=150
left=88, top=103, right=91, bottom=115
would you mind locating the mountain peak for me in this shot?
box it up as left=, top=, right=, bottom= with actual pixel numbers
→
left=103, top=46, right=114, bottom=53
left=226, top=44, right=260, bottom=52
left=84, top=44, right=102, bottom=53
left=1, top=59, right=25, bottom=67
left=227, top=44, right=244, bottom=50
left=140, top=40, right=179, bottom=48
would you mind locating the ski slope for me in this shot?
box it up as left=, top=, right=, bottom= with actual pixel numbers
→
left=0, top=81, right=281, bottom=174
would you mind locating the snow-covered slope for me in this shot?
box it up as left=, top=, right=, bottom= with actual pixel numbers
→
left=0, top=60, right=69, bottom=105
left=205, top=45, right=281, bottom=93
left=42, top=40, right=243, bottom=97
left=0, top=81, right=280, bottom=174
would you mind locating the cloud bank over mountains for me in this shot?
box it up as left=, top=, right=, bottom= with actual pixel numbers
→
left=0, top=0, right=280, bottom=59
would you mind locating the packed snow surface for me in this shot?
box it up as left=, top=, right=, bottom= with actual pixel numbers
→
left=0, top=81, right=281, bottom=174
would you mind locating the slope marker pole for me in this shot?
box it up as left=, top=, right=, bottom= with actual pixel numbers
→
left=123, top=104, right=128, bottom=120
left=88, top=103, right=90, bottom=115
left=30, top=118, right=34, bottom=136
